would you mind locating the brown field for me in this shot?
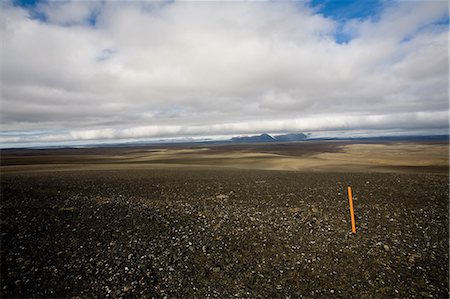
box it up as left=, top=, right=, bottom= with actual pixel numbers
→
left=2, top=141, right=448, bottom=174
left=1, top=141, right=449, bottom=297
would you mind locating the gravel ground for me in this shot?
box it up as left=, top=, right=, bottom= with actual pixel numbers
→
left=1, top=168, right=448, bottom=298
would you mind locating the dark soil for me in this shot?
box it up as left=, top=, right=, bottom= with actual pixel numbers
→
left=1, top=168, right=449, bottom=298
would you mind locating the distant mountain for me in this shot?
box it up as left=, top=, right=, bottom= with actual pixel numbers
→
left=274, top=133, right=307, bottom=142
left=229, top=133, right=307, bottom=144
left=230, top=133, right=276, bottom=143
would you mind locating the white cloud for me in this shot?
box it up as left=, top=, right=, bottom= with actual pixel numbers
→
left=37, top=1, right=102, bottom=25
left=2, top=111, right=447, bottom=147
left=0, top=1, right=448, bottom=146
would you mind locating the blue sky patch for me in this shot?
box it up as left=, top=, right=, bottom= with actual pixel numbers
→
left=13, top=0, right=43, bottom=8
left=310, top=0, right=384, bottom=22
left=310, top=0, right=385, bottom=44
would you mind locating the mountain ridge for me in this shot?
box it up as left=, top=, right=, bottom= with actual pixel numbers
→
left=229, top=133, right=307, bottom=143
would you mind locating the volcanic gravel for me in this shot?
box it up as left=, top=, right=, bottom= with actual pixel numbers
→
left=1, top=168, right=448, bottom=298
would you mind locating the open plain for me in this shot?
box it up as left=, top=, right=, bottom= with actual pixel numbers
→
left=1, top=141, right=449, bottom=298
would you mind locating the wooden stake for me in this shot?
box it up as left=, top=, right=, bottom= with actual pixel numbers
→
left=348, top=185, right=356, bottom=233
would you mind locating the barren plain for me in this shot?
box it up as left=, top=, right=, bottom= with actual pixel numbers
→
left=1, top=141, right=449, bottom=297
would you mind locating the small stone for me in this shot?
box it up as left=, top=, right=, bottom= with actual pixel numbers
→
left=383, top=245, right=390, bottom=251
left=409, top=253, right=421, bottom=263
left=288, top=207, right=300, bottom=213
left=212, top=267, right=221, bottom=273
left=312, top=207, right=319, bottom=213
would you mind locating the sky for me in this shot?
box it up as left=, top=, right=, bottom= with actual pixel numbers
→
left=1, top=0, right=448, bottom=147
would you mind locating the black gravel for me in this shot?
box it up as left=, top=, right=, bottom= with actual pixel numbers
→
left=1, top=168, right=449, bottom=298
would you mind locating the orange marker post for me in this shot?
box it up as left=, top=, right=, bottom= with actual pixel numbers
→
left=347, top=185, right=356, bottom=233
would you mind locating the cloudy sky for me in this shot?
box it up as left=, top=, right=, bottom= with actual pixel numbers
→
left=1, top=0, right=448, bottom=147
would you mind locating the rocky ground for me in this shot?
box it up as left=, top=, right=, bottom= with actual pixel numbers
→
left=1, top=168, right=449, bottom=298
